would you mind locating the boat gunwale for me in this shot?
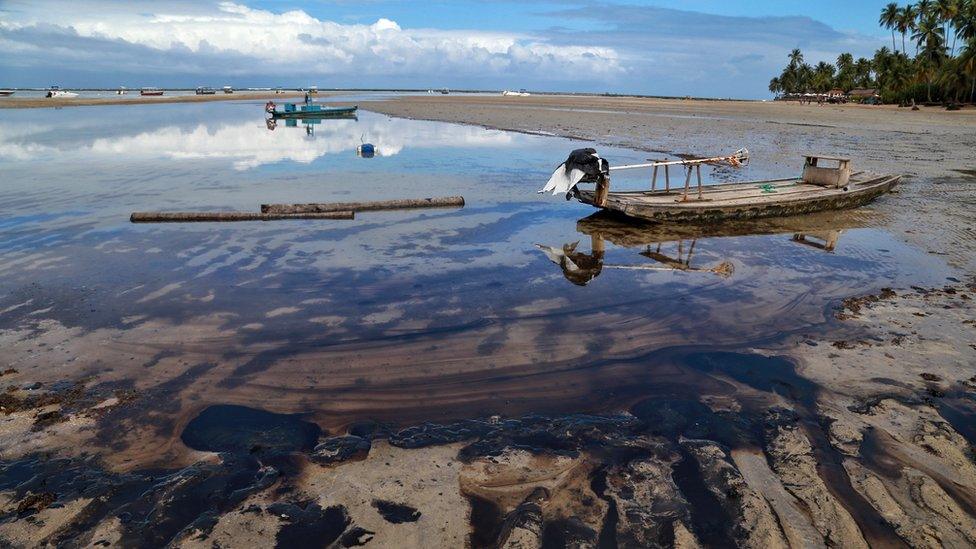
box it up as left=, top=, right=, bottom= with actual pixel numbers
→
left=579, top=174, right=897, bottom=209
left=576, top=173, right=900, bottom=222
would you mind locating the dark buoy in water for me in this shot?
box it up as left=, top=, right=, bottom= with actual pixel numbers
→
left=357, top=143, right=375, bottom=158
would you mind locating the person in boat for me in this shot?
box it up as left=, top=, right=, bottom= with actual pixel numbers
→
left=305, top=91, right=311, bottom=105
left=541, top=148, right=609, bottom=199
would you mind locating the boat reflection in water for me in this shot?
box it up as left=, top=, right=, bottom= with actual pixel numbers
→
left=538, top=211, right=864, bottom=285
left=266, top=112, right=359, bottom=135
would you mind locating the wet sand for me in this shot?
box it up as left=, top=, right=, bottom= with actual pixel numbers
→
left=0, top=90, right=319, bottom=109
left=2, top=97, right=976, bottom=547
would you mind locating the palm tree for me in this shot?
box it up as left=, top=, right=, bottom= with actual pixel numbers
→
left=881, top=3, right=902, bottom=51
left=937, top=57, right=967, bottom=100
left=959, top=36, right=976, bottom=101
left=813, top=61, right=836, bottom=92
left=788, top=48, right=804, bottom=68
left=769, top=76, right=783, bottom=95
left=874, top=47, right=894, bottom=90
left=956, top=1, right=976, bottom=43
left=898, top=4, right=919, bottom=55
left=914, top=13, right=947, bottom=55
left=798, top=63, right=815, bottom=92
left=854, top=57, right=874, bottom=87
left=914, top=13, right=947, bottom=99
left=936, top=0, right=960, bottom=55
left=836, top=52, right=856, bottom=90
left=917, top=0, right=933, bottom=17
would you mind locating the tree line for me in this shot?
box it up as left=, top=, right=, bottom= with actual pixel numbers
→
left=769, top=0, right=976, bottom=105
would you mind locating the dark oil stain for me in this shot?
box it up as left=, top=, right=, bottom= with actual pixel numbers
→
left=371, top=499, right=421, bottom=523
left=590, top=468, right=618, bottom=548
left=0, top=453, right=276, bottom=547
left=671, top=447, right=735, bottom=547
left=181, top=404, right=321, bottom=454
left=267, top=501, right=350, bottom=549
left=540, top=517, right=598, bottom=548
left=683, top=351, right=819, bottom=409
left=467, top=494, right=504, bottom=548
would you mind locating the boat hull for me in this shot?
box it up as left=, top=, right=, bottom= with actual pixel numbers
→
left=577, top=173, right=899, bottom=224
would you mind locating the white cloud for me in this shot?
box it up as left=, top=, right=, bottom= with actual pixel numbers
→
left=0, top=1, right=621, bottom=80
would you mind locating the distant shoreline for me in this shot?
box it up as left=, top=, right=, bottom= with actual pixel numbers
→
left=0, top=90, right=318, bottom=109
left=0, top=88, right=769, bottom=109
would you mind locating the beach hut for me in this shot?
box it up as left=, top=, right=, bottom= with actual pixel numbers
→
left=847, top=88, right=880, bottom=104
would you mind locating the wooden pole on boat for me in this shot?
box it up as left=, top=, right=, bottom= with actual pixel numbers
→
left=130, top=211, right=354, bottom=223
left=651, top=165, right=658, bottom=191
left=696, top=165, right=703, bottom=200
left=262, top=196, right=464, bottom=214
left=665, top=163, right=670, bottom=192
left=594, top=173, right=610, bottom=207
left=682, top=166, right=693, bottom=201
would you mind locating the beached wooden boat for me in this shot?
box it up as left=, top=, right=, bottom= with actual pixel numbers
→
left=269, top=104, right=358, bottom=119
left=575, top=154, right=899, bottom=224
left=195, top=87, right=216, bottom=95
left=140, top=88, right=164, bottom=96
left=0, top=89, right=14, bottom=97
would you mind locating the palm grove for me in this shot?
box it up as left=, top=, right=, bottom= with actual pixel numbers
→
left=769, top=1, right=976, bottom=104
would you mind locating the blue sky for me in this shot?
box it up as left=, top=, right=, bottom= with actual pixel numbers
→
left=0, top=1, right=890, bottom=98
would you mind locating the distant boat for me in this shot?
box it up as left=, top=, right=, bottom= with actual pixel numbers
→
left=116, top=87, right=127, bottom=95
left=308, top=86, right=319, bottom=94
left=195, top=87, right=216, bottom=95
left=0, top=89, right=14, bottom=97
left=222, top=86, right=234, bottom=94
left=46, top=86, right=78, bottom=98
left=502, top=89, right=530, bottom=97
left=440, top=88, right=450, bottom=95
left=140, top=87, right=164, bottom=96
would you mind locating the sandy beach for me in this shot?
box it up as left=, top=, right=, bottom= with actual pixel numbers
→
left=1, top=95, right=975, bottom=547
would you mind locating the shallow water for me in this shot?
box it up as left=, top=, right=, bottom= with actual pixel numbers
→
left=0, top=101, right=957, bottom=441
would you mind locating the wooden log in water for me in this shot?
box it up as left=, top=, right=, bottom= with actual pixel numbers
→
left=130, top=211, right=354, bottom=223
left=261, top=196, right=465, bottom=215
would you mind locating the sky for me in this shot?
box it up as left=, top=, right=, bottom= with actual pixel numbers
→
left=0, top=0, right=892, bottom=99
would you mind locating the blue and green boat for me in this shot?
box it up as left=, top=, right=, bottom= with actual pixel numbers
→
left=267, top=101, right=358, bottom=119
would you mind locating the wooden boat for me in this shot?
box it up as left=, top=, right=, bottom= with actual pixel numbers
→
left=269, top=103, right=358, bottom=119
left=140, top=87, right=164, bottom=96
left=195, top=87, right=216, bottom=95
left=0, top=89, right=14, bottom=97
left=576, top=154, right=899, bottom=224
